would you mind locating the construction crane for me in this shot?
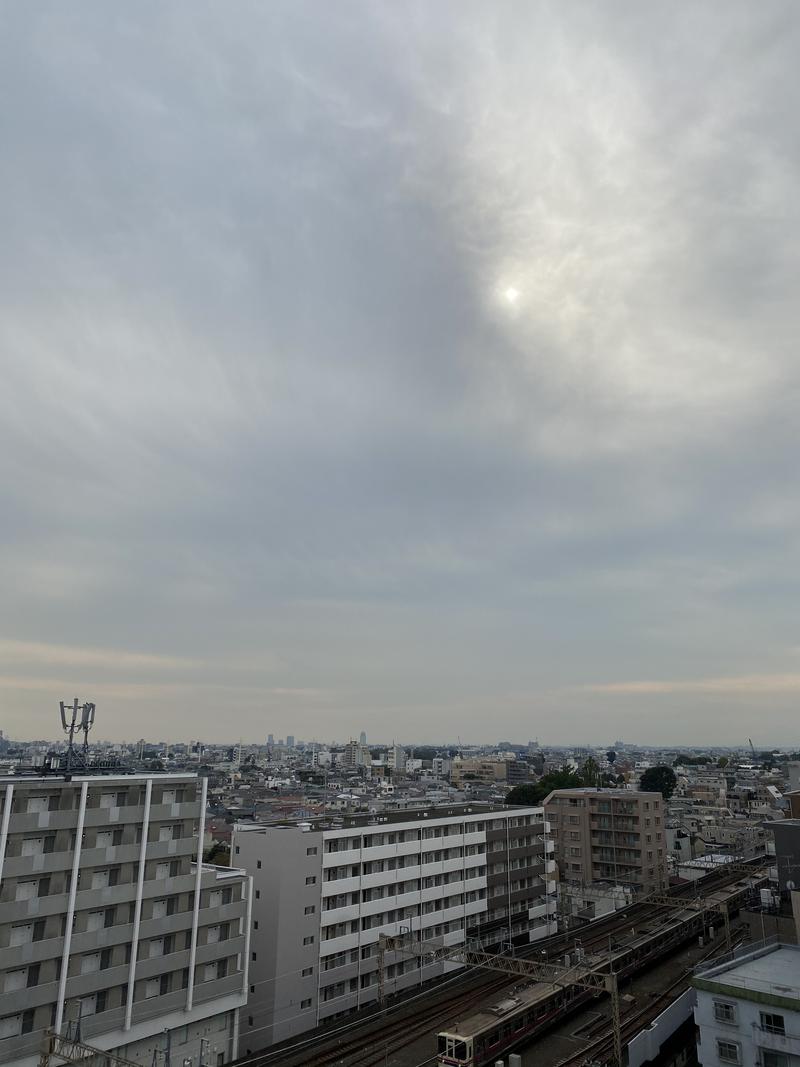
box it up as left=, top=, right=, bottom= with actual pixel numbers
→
left=749, top=738, right=757, bottom=762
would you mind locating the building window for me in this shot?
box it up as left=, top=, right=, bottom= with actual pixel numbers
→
left=307, top=847, right=318, bottom=856
left=760, top=1013, right=786, bottom=1036
left=302, top=967, right=314, bottom=977
left=300, top=999, right=312, bottom=1009
left=304, top=906, right=316, bottom=915
left=144, top=978, right=160, bottom=999
left=306, top=876, right=317, bottom=885
left=716, top=1040, right=740, bottom=1064
left=9, top=925, right=33, bottom=947
left=713, top=1002, right=736, bottom=1024
left=303, top=935, right=314, bottom=945
left=256, top=860, right=262, bottom=869
left=15, top=881, right=39, bottom=903
left=0, top=1015, right=23, bottom=1039
left=762, top=1053, right=789, bottom=1067
left=252, top=952, right=257, bottom=961
left=4, top=970, right=27, bottom=994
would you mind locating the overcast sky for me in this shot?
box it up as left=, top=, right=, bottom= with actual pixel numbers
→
left=2, top=1, right=800, bottom=746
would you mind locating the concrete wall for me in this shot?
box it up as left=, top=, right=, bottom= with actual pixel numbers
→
left=235, top=826, right=322, bottom=1052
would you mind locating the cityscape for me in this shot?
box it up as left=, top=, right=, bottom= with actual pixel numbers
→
left=3, top=3, right=800, bottom=1067
left=0, top=708, right=798, bottom=1066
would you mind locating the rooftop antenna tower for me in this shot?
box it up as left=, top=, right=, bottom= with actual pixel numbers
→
left=59, top=698, right=96, bottom=774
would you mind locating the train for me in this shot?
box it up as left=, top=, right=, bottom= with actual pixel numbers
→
left=436, top=875, right=762, bottom=1067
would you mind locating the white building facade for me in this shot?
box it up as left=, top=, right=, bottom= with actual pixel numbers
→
left=234, top=803, right=556, bottom=1052
left=693, top=943, right=800, bottom=1067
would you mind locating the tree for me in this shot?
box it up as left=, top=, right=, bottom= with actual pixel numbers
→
left=639, top=765, right=677, bottom=800
left=204, top=843, right=230, bottom=866
left=580, top=757, right=600, bottom=786
left=505, top=783, right=544, bottom=805
left=506, top=765, right=583, bottom=805
left=717, top=756, right=729, bottom=768
left=606, top=750, right=617, bottom=765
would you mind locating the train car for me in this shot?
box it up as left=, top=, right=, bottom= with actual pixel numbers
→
left=437, top=980, right=596, bottom=1067
left=436, top=877, right=762, bottom=1067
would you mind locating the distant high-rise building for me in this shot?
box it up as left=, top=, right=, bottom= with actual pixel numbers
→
left=359, top=731, right=367, bottom=745
left=286, top=735, right=295, bottom=749
left=267, top=733, right=274, bottom=745
left=387, top=744, right=406, bottom=773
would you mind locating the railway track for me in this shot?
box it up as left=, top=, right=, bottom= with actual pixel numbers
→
left=300, top=975, right=515, bottom=1067
left=552, top=933, right=747, bottom=1067
left=238, top=863, right=763, bottom=1067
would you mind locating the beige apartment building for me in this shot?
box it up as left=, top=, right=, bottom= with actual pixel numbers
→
left=450, top=758, right=529, bottom=790
left=544, top=788, right=668, bottom=893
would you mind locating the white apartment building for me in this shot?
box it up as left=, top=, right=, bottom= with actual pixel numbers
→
left=693, top=942, right=800, bottom=1067
left=0, top=773, right=251, bottom=1067
left=234, top=803, right=555, bottom=1052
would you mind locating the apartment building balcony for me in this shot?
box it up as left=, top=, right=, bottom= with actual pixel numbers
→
left=323, top=847, right=362, bottom=867
left=464, top=874, right=486, bottom=893
left=1, top=977, right=61, bottom=1017
left=322, top=901, right=361, bottom=923
left=321, top=874, right=361, bottom=895
left=361, top=895, right=397, bottom=918
left=195, top=934, right=245, bottom=966
left=69, top=923, right=136, bottom=956
left=320, top=931, right=360, bottom=955
left=318, top=991, right=358, bottom=1019
left=135, top=947, right=192, bottom=981
left=62, top=962, right=133, bottom=998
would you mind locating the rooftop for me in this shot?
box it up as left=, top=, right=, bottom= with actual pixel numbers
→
left=0, top=771, right=199, bottom=785
left=694, top=943, right=800, bottom=1008
left=545, top=787, right=661, bottom=798
left=235, top=801, right=543, bottom=831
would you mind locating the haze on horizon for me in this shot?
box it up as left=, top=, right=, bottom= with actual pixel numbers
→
left=2, top=1, right=800, bottom=746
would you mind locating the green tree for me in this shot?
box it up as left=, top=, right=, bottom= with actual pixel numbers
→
left=504, top=783, right=544, bottom=805
left=506, top=765, right=583, bottom=805
left=639, top=765, right=677, bottom=800
left=580, top=757, right=600, bottom=786
left=606, top=750, right=617, bottom=764
left=204, top=843, right=230, bottom=866
left=717, top=756, right=729, bottom=768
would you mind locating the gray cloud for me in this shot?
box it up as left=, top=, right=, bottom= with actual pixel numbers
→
left=2, top=0, right=800, bottom=743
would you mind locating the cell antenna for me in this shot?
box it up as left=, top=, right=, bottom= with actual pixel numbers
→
left=59, top=698, right=96, bottom=774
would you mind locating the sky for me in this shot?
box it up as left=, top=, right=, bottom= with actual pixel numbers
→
left=2, top=1, right=800, bottom=746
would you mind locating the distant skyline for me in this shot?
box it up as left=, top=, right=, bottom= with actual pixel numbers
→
left=3, top=727, right=796, bottom=750
left=3, top=3, right=800, bottom=744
